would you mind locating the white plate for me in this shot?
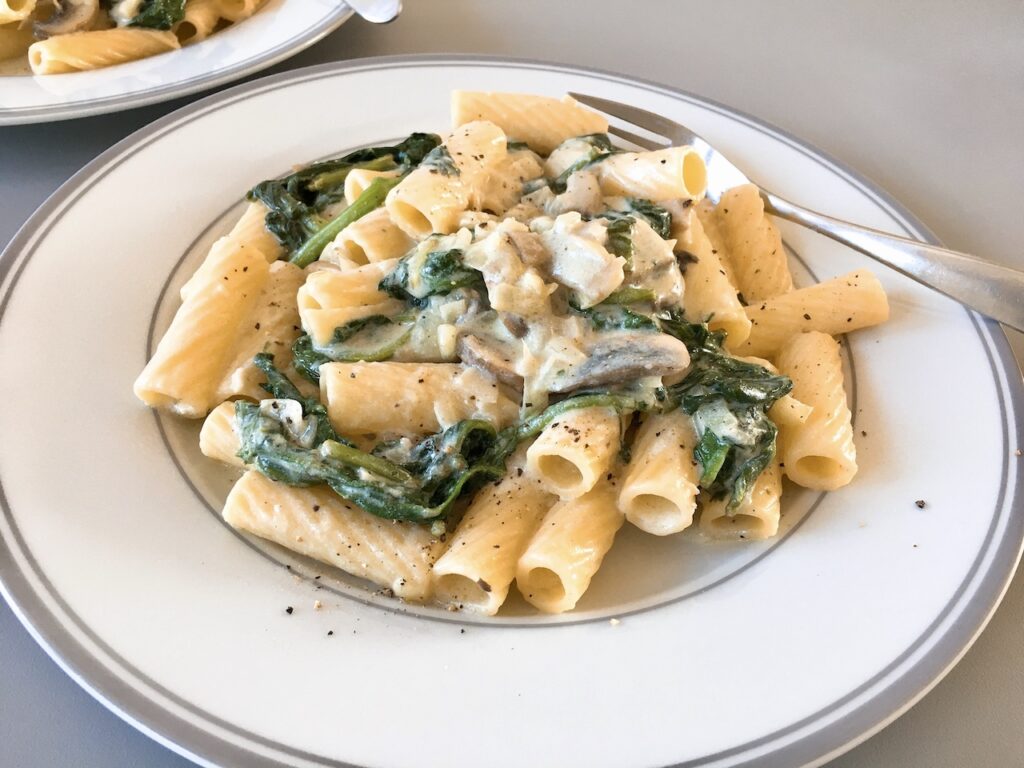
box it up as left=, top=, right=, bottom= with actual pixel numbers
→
left=0, top=0, right=352, bottom=125
left=1, top=56, right=1021, bottom=768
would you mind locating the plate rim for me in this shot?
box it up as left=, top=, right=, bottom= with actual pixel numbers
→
left=0, top=3, right=354, bottom=126
left=0, top=53, right=1021, bottom=768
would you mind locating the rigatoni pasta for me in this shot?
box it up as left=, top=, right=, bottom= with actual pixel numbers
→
left=212, top=260, right=308, bottom=404
left=516, top=478, right=624, bottom=613
left=432, top=459, right=556, bottom=614
left=324, top=209, right=414, bottom=267
left=2, top=0, right=266, bottom=73
left=775, top=331, right=858, bottom=490
left=199, top=402, right=244, bottom=467
left=0, top=23, right=34, bottom=60
left=29, top=29, right=180, bottom=75
left=134, top=90, right=889, bottom=616
left=700, top=460, right=782, bottom=540
left=176, top=0, right=222, bottom=44
left=319, top=362, right=519, bottom=435
left=134, top=245, right=268, bottom=417
left=595, top=147, right=707, bottom=201
left=224, top=471, right=444, bottom=601
left=0, top=0, right=35, bottom=24
left=696, top=184, right=793, bottom=302
left=618, top=409, right=701, bottom=535
left=673, top=204, right=752, bottom=347
left=452, top=91, right=608, bottom=154
left=526, top=406, right=622, bottom=499
left=739, top=269, right=889, bottom=357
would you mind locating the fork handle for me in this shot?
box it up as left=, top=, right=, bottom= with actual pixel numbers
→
left=760, top=190, right=1024, bottom=332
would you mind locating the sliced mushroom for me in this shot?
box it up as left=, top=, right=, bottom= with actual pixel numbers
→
left=506, top=229, right=548, bottom=270
left=458, top=334, right=524, bottom=389
left=549, top=332, right=691, bottom=393
left=35, top=0, right=99, bottom=38
left=500, top=313, right=529, bottom=339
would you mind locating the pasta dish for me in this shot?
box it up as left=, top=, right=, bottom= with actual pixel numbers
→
left=134, top=92, right=889, bottom=615
left=0, top=0, right=265, bottom=74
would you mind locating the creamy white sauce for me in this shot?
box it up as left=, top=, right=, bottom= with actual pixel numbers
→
left=322, top=125, right=705, bottom=419
left=110, top=0, right=145, bottom=25
left=692, top=400, right=752, bottom=446
left=259, top=399, right=318, bottom=448
left=621, top=217, right=684, bottom=307
left=532, top=212, right=625, bottom=308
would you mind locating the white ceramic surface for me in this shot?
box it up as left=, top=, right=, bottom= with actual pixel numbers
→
left=0, top=0, right=352, bottom=125
left=0, top=57, right=1020, bottom=768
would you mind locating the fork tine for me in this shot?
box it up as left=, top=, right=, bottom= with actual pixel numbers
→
left=569, top=92, right=699, bottom=146
left=606, top=125, right=667, bottom=152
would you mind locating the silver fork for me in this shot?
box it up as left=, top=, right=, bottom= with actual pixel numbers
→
left=570, top=92, right=1024, bottom=332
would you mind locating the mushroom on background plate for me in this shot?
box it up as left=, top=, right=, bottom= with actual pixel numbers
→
left=34, top=0, right=100, bottom=38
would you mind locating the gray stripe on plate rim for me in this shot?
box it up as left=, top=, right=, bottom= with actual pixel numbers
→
left=0, top=55, right=1020, bottom=768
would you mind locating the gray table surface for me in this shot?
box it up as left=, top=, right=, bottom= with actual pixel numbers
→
left=1, top=1, right=1022, bottom=766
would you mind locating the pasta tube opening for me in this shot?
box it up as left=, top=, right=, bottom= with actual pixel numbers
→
left=199, top=401, right=243, bottom=467
left=27, top=45, right=53, bottom=73
left=526, top=407, right=621, bottom=500
left=682, top=150, right=708, bottom=200
left=517, top=566, right=567, bottom=609
left=533, top=455, right=585, bottom=493
left=336, top=240, right=370, bottom=266
left=621, top=493, right=690, bottom=536
left=433, top=574, right=495, bottom=612
left=389, top=200, right=433, bottom=238
left=789, top=454, right=856, bottom=490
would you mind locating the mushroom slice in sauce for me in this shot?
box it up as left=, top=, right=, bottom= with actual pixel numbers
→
left=35, top=0, right=100, bottom=37
left=500, top=313, right=529, bottom=338
left=457, top=334, right=524, bottom=388
left=549, top=332, right=691, bottom=393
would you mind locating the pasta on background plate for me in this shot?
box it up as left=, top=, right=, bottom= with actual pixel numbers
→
left=135, top=91, right=890, bottom=615
left=1, top=0, right=267, bottom=74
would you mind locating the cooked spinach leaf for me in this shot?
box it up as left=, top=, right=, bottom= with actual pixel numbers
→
left=251, top=354, right=341, bottom=448
left=379, top=248, right=484, bottom=303
left=550, top=133, right=618, bottom=193
left=291, top=335, right=332, bottom=384
left=660, top=316, right=792, bottom=408
left=694, top=428, right=731, bottom=486
left=123, top=0, right=185, bottom=29
left=237, top=356, right=498, bottom=522
left=419, top=145, right=460, bottom=176
left=247, top=133, right=441, bottom=253
left=577, top=305, right=657, bottom=332
left=237, top=364, right=645, bottom=524
left=236, top=400, right=503, bottom=522
left=605, top=218, right=634, bottom=264
left=659, top=315, right=792, bottom=509
left=483, top=391, right=648, bottom=467
left=319, top=319, right=412, bottom=363
left=568, top=287, right=658, bottom=330
left=620, top=198, right=673, bottom=239
left=601, top=287, right=657, bottom=305
left=595, top=199, right=673, bottom=267
left=290, top=317, right=412, bottom=384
